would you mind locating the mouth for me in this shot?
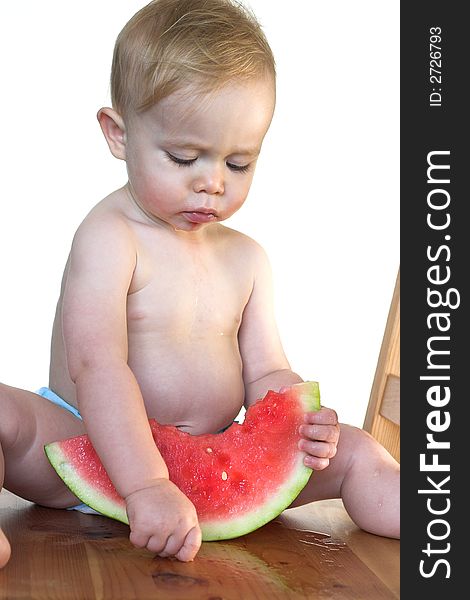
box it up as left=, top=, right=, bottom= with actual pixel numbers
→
left=182, top=209, right=218, bottom=224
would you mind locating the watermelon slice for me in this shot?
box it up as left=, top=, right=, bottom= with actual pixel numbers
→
left=44, top=381, right=320, bottom=541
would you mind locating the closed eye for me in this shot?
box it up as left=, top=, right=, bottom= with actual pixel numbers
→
left=226, top=162, right=251, bottom=174
left=166, top=152, right=197, bottom=166
left=166, top=152, right=250, bottom=173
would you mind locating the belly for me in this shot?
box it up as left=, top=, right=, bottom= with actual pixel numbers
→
left=127, top=332, right=245, bottom=434
left=49, top=297, right=246, bottom=434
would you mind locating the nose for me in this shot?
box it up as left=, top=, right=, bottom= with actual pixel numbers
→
left=193, top=165, right=224, bottom=195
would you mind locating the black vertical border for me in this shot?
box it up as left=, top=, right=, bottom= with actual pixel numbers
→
left=401, top=1, right=467, bottom=596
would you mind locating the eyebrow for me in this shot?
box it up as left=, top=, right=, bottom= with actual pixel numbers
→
left=230, top=146, right=261, bottom=158
left=166, top=138, right=260, bottom=158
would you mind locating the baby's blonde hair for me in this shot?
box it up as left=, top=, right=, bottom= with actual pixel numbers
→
left=111, top=0, right=276, bottom=116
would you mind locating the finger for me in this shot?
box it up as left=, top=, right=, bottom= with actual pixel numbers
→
left=298, top=439, right=338, bottom=459
left=299, top=423, right=339, bottom=443
left=304, top=455, right=330, bottom=470
left=146, top=533, right=171, bottom=555
left=157, top=532, right=183, bottom=558
left=129, top=530, right=152, bottom=549
left=175, top=526, right=202, bottom=562
left=304, top=407, right=338, bottom=425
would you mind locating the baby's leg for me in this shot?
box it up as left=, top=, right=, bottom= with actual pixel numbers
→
left=290, top=424, right=400, bottom=539
left=0, top=383, right=86, bottom=567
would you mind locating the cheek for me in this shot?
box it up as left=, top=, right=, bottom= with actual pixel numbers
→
left=222, top=191, right=248, bottom=220
left=131, top=160, right=184, bottom=210
left=227, top=179, right=253, bottom=209
left=142, top=178, right=179, bottom=213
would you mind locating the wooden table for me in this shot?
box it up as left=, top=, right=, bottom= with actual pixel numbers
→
left=0, top=490, right=399, bottom=599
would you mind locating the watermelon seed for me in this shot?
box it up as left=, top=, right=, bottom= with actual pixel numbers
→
left=221, top=471, right=228, bottom=480
left=206, top=447, right=213, bottom=453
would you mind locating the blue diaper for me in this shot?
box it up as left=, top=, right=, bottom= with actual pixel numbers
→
left=36, top=387, right=100, bottom=516
left=36, top=387, right=83, bottom=420
left=37, top=386, right=236, bottom=517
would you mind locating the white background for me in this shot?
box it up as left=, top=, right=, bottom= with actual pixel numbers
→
left=0, top=1, right=399, bottom=427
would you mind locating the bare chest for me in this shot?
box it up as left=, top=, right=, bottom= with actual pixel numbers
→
left=126, top=240, right=253, bottom=338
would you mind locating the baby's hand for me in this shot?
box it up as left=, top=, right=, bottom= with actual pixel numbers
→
left=125, top=479, right=201, bottom=562
left=298, top=407, right=340, bottom=470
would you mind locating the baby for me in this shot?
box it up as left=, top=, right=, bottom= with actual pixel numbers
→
left=0, top=0, right=399, bottom=567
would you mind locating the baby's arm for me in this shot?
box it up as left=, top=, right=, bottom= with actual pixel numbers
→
left=62, top=213, right=200, bottom=561
left=238, top=241, right=339, bottom=470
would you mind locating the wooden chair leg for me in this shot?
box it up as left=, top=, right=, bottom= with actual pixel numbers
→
left=363, top=269, right=400, bottom=463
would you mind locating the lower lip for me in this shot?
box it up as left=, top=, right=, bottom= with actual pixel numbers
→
left=182, top=211, right=217, bottom=224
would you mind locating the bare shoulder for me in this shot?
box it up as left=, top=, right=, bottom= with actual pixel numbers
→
left=215, top=224, right=270, bottom=272
left=70, top=188, right=137, bottom=261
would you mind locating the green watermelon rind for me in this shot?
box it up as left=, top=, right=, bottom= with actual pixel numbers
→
left=202, top=381, right=320, bottom=540
left=202, top=455, right=312, bottom=540
left=44, top=381, right=320, bottom=540
left=45, top=444, right=129, bottom=523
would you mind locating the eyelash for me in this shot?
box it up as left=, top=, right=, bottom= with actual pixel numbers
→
left=166, top=152, right=250, bottom=174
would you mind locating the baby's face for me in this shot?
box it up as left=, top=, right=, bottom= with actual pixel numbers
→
left=123, top=77, right=275, bottom=232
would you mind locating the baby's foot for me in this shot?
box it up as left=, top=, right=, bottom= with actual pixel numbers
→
left=0, top=527, right=11, bottom=568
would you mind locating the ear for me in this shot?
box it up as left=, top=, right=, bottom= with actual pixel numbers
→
left=97, top=107, right=127, bottom=160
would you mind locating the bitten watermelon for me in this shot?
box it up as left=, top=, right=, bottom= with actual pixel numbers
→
left=44, top=381, right=320, bottom=540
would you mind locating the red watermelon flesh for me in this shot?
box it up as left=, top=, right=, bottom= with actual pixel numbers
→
left=44, top=381, right=320, bottom=540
